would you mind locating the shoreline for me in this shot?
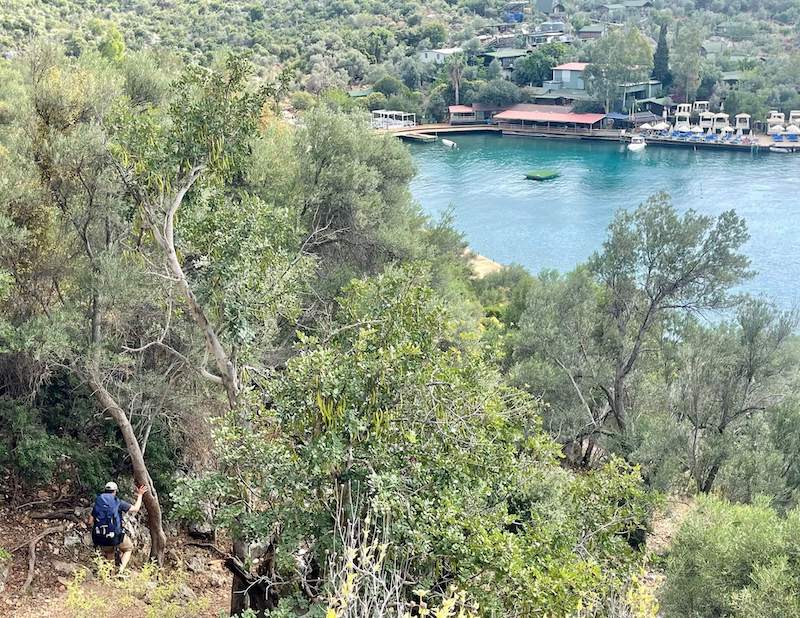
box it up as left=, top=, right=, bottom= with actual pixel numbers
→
left=390, top=124, right=786, bottom=153
left=464, top=249, right=503, bottom=279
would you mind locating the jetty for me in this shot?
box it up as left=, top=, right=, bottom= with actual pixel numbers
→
left=401, top=132, right=437, bottom=143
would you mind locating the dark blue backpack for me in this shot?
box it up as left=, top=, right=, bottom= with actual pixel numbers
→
left=92, top=493, right=122, bottom=546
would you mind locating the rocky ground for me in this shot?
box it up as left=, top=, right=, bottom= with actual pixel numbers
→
left=0, top=491, right=231, bottom=617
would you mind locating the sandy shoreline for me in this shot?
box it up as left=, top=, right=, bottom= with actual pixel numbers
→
left=464, top=249, right=503, bottom=278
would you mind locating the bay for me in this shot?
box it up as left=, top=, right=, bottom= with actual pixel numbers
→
left=409, top=133, right=800, bottom=309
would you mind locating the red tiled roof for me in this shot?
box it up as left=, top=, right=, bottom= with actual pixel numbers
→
left=494, top=108, right=605, bottom=125
left=448, top=105, right=475, bottom=113
left=553, top=62, right=589, bottom=71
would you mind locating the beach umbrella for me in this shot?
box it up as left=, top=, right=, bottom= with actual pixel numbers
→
left=720, top=125, right=734, bottom=133
left=786, top=124, right=800, bottom=134
left=690, top=125, right=703, bottom=133
left=639, top=123, right=653, bottom=130
left=768, top=124, right=785, bottom=134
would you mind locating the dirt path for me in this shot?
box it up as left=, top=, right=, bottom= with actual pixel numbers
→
left=642, top=495, right=697, bottom=614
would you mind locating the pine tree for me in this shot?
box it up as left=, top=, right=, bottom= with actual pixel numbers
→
left=653, top=24, right=671, bottom=87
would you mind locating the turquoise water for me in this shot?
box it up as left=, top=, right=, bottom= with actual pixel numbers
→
left=408, top=134, right=800, bottom=308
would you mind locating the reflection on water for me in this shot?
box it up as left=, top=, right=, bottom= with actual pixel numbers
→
left=409, top=134, right=800, bottom=309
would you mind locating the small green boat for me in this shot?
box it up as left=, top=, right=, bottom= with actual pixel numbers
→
left=525, top=169, right=560, bottom=181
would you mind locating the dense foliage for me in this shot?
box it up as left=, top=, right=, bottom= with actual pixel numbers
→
left=1, top=0, right=799, bottom=612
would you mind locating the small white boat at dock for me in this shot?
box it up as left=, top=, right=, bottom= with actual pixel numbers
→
left=627, top=135, right=646, bottom=152
left=441, top=138, right=458, bottom=149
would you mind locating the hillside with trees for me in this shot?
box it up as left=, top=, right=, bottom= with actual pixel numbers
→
left=0, top=1, right=799, bottom=616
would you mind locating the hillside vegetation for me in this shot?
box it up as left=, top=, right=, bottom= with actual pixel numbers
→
left=0, top=0, right=799, bottom=616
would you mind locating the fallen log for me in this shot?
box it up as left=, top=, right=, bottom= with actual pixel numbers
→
left=20, top=525, right=66, bottom=594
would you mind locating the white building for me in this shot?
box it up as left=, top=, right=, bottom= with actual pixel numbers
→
left=417, top=47, right=463, bottom=64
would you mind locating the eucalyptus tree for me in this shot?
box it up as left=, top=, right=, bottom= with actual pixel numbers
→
left=112, top=55, right=311, bottom=410
left=112, top=54, right=315, bottom=610
left=0, top=44, right=176, bottom=561
left=671, top=22, right=705, bottom=102
left=584, top=27, right=653, bottom=113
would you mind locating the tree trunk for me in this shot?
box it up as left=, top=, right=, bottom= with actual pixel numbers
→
left=612, top=375, right=627, bottom=436
left=88, top=373, right=167, bottom=564
left=700, top=462, right=721, bottom=494
left=142, top=170, right=240, bottom=409
left=229, top=539, right=250, bottom=616
left=227, top=540, right=277, bottom=616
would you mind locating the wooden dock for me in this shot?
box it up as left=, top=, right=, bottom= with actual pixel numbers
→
left=400, top=132, right=437, bottom=142
left=385, top=124, right=501, bottom=138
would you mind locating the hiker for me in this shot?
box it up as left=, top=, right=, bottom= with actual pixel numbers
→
left=89, top=481, right=148, bottom=573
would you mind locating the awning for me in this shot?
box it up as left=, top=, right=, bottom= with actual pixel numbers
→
left=494, top=109, right=606, bottom=125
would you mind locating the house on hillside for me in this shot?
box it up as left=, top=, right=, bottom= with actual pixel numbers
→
left=597, top=0, right=653, bottom=18
left=532, top=62, right=593, bottom=105
left=524, top=61, right=662, bottom=108
left=479, top=48, right=531, bottom=79
left=578, top=23, right=606, bottom=40
left=699, top=37, right=733, bottom=59
left=620, top=79, right=662, bottom=107
left=417, top=47, right=463, bottom=64
left=721, top=70, right=744, bottom=87
left=546, top=62, right=587, bottom=90
left=529, top=21, right=572, bottom=45
left=485, top=33, right=520, bottom=49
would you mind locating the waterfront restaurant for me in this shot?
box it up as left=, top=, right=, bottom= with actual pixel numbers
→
left=494, top=106, right=606, bottom=134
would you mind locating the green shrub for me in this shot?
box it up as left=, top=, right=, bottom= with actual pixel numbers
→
left=663, top=496, right=800, bottom=617
left=0, top=398, right=66, bottom=484
left=290, top=91, right=316, bottom=110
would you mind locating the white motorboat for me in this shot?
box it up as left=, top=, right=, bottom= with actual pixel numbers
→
left=441, top=138, right=457, bottom=149
left=627, top=135, right=646, bottom=152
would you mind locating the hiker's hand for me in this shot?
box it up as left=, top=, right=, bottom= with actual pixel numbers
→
left=136, top=484, right=149, bottom=496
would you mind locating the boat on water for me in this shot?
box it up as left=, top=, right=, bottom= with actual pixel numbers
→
left=627, top=135, right=646, bottom=152
left=441, top=138, right=457, bottom=149
left=770, top=146, right=798, bottom=154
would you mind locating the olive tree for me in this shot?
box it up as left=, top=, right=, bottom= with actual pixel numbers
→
left=513, top=193, right=752, bottom=460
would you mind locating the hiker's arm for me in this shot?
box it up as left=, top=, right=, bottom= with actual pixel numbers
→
left=128, top=485, right=148, bottom=514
